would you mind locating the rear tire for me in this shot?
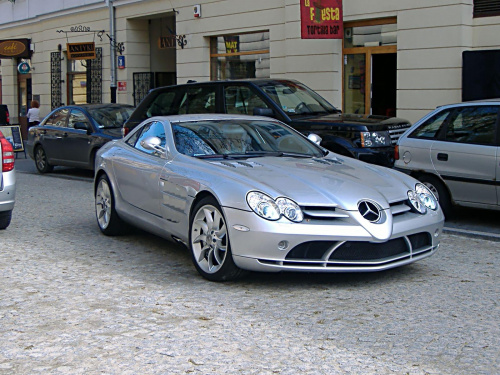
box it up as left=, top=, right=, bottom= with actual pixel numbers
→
left=0, top=210, right=12, bottom=230
left=95, top=174, right=127, bottom=235
left=418, top=174, right=453, bottom=218
left=34, top=145, right=54, bottom=174
left=189, top=196, right=246, bottom=281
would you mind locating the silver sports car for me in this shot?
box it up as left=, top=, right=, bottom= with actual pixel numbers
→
left=94, top=114, right=444, bottom=281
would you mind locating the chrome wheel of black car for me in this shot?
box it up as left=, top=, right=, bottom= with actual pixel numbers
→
left=189, top=197, right=245, bottom=281
left=34, top=146, right=53, bottom=173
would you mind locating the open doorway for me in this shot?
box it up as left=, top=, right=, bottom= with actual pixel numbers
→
left=371, top=53, right=396, bottom=117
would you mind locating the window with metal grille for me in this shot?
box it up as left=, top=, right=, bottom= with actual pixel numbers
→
left=474, top=0, right=500, bottom=17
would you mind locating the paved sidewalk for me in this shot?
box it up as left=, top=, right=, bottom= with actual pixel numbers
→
left=0, top=173, right=498, bottom=374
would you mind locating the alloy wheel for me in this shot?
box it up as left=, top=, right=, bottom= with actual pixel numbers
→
left=191, top=205, right=228, bottom=274
left=95, top=178, right=112, bottom=230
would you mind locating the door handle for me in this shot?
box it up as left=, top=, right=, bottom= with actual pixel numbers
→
left=437, top=153, right=448, bottom=161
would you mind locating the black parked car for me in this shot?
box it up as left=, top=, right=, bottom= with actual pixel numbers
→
left=26, top=104, right=134, bottom=173
left=0, top=104, right=10, bottom=125
left=123, top=79, right=411, bottom=166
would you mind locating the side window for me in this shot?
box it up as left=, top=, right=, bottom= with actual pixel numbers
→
left=44, top=109, right=69, bottom=127
left=224, top=85, right=269, bottom=115
left=178, top=86, right=217, bottom=114
left=409, top=109, right=452, bottom=139
left=68, top=109, right=91, bottom=129
left=445, top=106, right=498, bottom=145
left=146, top=90, right=179, bottom=118
left=134, top=121, right=166, bottom=156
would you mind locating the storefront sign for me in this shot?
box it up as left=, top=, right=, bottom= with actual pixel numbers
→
left=118, top=81, right=127, bottom=92
left=0, top=39, right=30, bottom=58
left=17, top=61, right=31, bottom=74
left=224, top=36, right=239, bottom=53
left=300, top=0, right=343, bottom=39
left=159, top=36, right=176, bottom=49
left=66, top=42, right=96, bottom=60
left=0, top=125, right=24, bottom=152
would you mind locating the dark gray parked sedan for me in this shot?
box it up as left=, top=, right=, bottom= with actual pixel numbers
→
left=26, top=104, right=134, bottom=173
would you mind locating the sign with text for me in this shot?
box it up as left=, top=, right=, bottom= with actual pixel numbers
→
left=224, top=36, right=240, bottom=54
left=158, top=36, right=176, bottom=49
left=118, top=81, right=127, bottom=92
left=300, top=0, right=343, bottom=39
left=66, top=42, right=96, bottom=60
left=0, top=125, right=24, bottom=152
left=0, top=39, right=30, bottom=59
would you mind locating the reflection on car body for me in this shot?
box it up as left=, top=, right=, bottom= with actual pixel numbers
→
left=95, top=114, right=444, bottom=281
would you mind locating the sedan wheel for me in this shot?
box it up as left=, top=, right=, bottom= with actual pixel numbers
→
left=189, top=197, right=245, bottom=281
left=95, top=175, right=126, bottom=235
left=34, top=146, right=53, bottom=173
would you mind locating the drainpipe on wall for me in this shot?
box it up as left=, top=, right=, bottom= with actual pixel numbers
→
left=107, top=0, right=117, bottom=103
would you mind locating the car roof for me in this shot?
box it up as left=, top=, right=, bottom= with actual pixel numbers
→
left=148, top=78, right=302, bottom=92
left=437, top=99, right=500, bottom=108
left=149, top=113, right=282, bottom=123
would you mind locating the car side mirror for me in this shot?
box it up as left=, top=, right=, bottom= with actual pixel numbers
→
left=141, top=136, right=166, bottom=157
left=253, top=107, right=274, bottom=117
left=74, top=122, right=91, bottom=134
left=308, top=133, right=322, bottom=145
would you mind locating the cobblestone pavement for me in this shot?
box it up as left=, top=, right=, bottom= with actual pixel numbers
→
left=0, top=172, right=499, bottom=374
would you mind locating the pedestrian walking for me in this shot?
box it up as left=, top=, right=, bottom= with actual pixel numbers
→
left=27, top=100, right=40, bottom=129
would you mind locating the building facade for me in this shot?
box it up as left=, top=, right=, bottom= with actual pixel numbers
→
left=0, top=0, right=499, bottom=138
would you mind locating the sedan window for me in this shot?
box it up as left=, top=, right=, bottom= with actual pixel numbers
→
left=68, top=109, right=91, bottom=129
left=409, top=109, right=452, bottom=139
left=44, top=108, right=69, bottom=127
left=445, top=106, right=498, bottom=145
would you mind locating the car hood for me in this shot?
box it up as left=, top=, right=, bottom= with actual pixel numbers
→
left=206, top=155, right=415, bottom=211
left=292, top=113, right=410, bottom=129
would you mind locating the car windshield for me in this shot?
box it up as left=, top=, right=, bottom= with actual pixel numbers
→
left=257, top=81, right=340, bottom=117
left=171, top=119, right=325, bottom=158
left=88, top=106, right=134, bottom=129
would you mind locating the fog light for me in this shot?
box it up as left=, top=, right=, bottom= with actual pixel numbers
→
left=278, top=240, right=289, bottom=250
left=434, top=229, right=440, bottom=237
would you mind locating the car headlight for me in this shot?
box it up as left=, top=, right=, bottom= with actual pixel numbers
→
left=407, top=190, right=427, bottom=214
left=360, top=131, right=391, bottom=147
left=247, top=192, right=303, bottom=222
left=415, top=183, right=438, bottom=211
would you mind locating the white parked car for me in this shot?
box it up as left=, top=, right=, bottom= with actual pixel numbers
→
left=395, top=100, right=500, bottom=217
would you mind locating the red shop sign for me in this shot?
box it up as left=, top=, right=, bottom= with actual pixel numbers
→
left=300, top=0, right=343, bottom=39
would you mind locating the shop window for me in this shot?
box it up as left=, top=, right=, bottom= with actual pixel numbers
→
left=210, top=32, right=270, bottom=80
left=474, top=0, right=500, bottom=17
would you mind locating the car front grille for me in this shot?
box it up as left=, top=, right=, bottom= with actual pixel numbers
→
left=271, top=232, right=434, bottom=268
left=388, top=124, right=411, bottom=145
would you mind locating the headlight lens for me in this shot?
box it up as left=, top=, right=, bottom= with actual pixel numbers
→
left=407, top=190, right=427, bottom=214
left=415, top=183, right=438, bottom=211
left=360, top=131, right=391, bottom=147
left=247, top=192, right=303, bottom=222
left=276, top=197, right=304, bottom=222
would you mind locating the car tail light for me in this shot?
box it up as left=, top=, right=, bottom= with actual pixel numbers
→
left=394, top=145, right=400, bottom=160
left=0, top=131, right=15, bottom=172
left=6, top=110, right=9, bottom=124
left=121, top=127, right=129, bottom=137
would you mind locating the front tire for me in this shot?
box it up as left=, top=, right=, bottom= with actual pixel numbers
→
left=95, top=174, right=126, bottom=235
left=34, top=146, right=54, bottom=174
left=0, top=210, right=12, bottom=230
left=189, top=197, right=246, bottom=281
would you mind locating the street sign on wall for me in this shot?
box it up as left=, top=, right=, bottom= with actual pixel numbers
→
left=300, top=0, right=343, bottom=39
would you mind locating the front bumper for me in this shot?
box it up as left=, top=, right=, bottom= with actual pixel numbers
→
left=224, top=206, right=444, bottom=273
